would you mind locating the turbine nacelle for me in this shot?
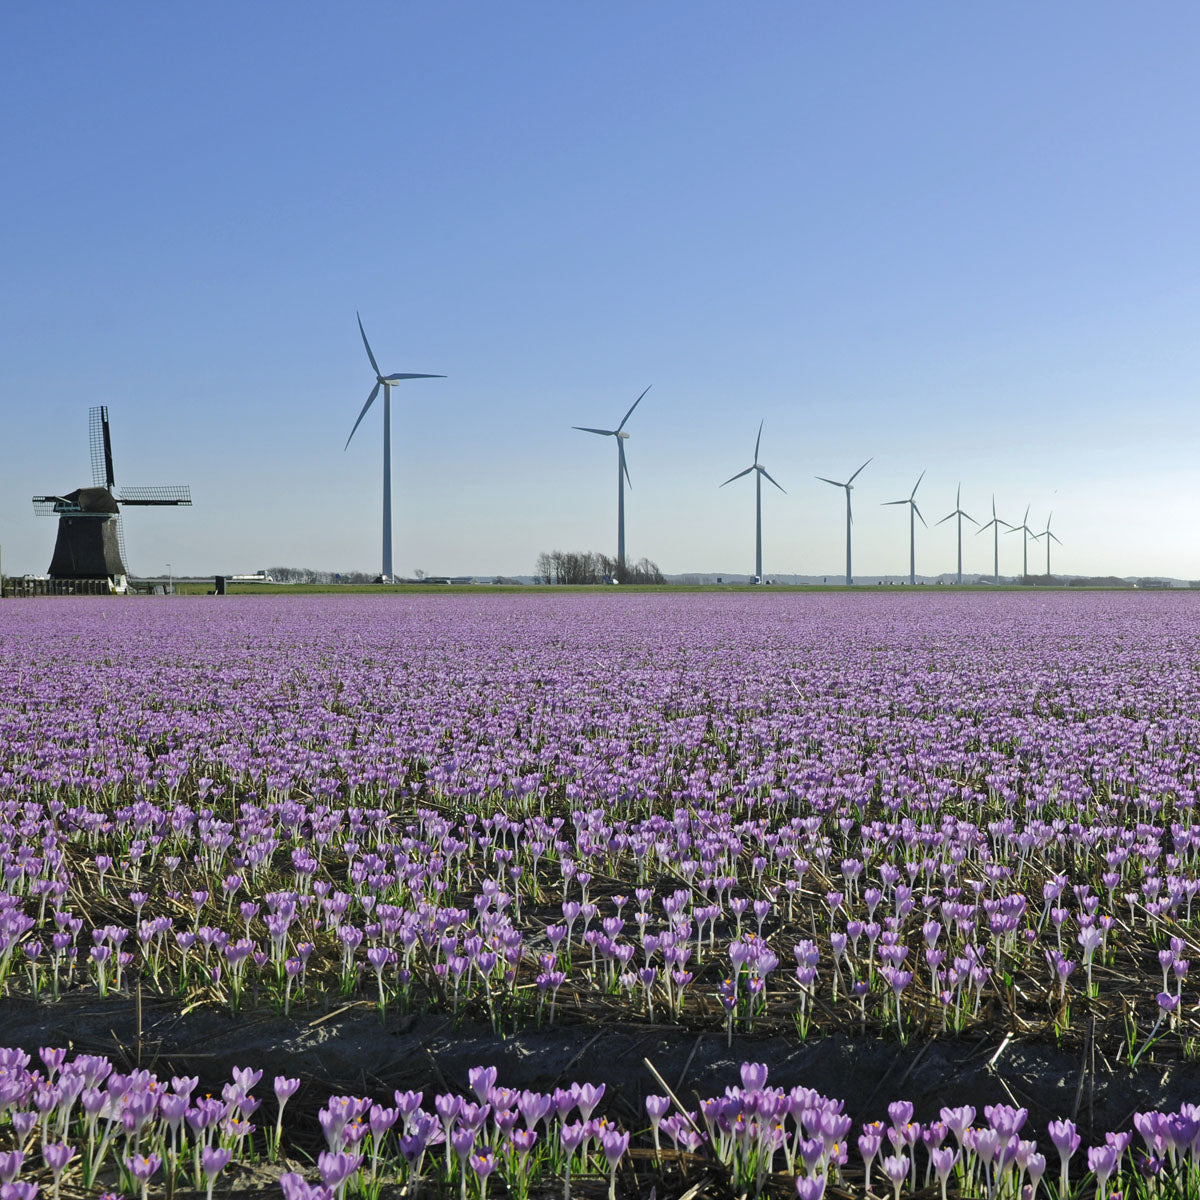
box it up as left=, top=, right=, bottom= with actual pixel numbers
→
left=722, top=422, right=786, bottom=492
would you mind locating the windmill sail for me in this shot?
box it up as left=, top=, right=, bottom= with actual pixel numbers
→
left=89, top=406, right=116, bottom=489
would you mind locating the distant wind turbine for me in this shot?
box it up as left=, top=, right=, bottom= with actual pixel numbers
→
left=817, top=459, right=872, bottom=586
left=975, top=496, right=1011, bottom=585
left=1033, top=511, right=1062, bottom=578
left=881, top=471, right=927, bottom=585
left=936, top=484, right=978, bottom=585
left=344, top=313, right=445, bottom=582
left=573, top=385, right=651, bottom=579
left=721, top=420, right=786, bottom=583
left=1007, top=505, right=1036, bottom=579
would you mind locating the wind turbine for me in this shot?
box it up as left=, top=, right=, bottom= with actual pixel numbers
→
left=1007, top=505, right=1036, bottom=579
left=344, top=313, right=445, bottom=582
left=975, top=496, right=1011, bottom=585
left=1033, top=511, right=1062, bottom=578
left=936, top=484, right=974, bottom=583
left=881, top=471, right=926, bottom=585
left=721, top=420, right=786, bottom=583
left=573, top=385, right=651, bottom=580
left=817, top=459, right=872, bottom=586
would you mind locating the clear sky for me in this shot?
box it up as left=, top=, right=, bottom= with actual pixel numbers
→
left=3, top=4, right=1199, bottom=580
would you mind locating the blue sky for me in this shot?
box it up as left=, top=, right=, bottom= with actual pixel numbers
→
left=3, top=4, right=1199, bottom=579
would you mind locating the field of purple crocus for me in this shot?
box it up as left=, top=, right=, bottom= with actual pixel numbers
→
left=1, top=591, right=1199, bottom=1199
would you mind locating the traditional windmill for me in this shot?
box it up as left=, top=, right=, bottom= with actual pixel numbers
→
left=33, top=406, right=191, bottom=582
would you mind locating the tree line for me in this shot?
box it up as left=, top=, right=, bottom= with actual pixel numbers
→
left=265, top=566, right=382, bottom=584
left=534, top=551, right=664, bottom=585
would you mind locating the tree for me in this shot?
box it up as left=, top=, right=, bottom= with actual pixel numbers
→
left=534, top=550, right=665, bottom=585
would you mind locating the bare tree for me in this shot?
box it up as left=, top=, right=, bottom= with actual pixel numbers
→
left=534, top=550, right=665, bottom=585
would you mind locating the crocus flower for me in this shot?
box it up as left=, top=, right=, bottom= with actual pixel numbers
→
left=317, top=1150, right=361, bottom=1194
left=600, top=1128, right=629, bottom=1200
left=201, top=1146, right=232, bottom=1200
left=1088, top=1143, right=1121, bottom=1197
left=881, top=1153, right=910, bottom=1200
left=1048, top=1118, right=1081, bottom=1195
left=796, top=1176, right=826, bottom=1200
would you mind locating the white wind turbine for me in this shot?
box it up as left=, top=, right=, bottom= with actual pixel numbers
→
left=573, top=386, right=651, bottom=579
left=1006, top=505, right=1036, bottom=579
left=936, top=484, right=978, bottom=585
left=881, top=471, right=926, bottom=585
left=817, top=459, right=872, bottom=586
left=975, top=496, right=1011, bottom=585
left=1033, top=511, right=1063, bottom=578
left=344, top=313, right=445, bottom=581
left=721, top=420, right=786, bottom=583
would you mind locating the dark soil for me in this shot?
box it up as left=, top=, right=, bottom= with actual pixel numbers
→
left=5, top=993, right=1198, bottom=1150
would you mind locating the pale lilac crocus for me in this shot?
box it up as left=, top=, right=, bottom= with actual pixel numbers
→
left=200, top=1146, right=231, bottom=1200
left=600, top=1127, right=629, bottom=1200
left=930, top=1146, right=958, bottom=1200
left=646, top=1095, right=670, bottom=1160
left=881, top=1153, right=910, bottom=1200
left=41, top=1144, right=74, bottom=1200
left=1087, top=1143, right=1121, bottom=1197
left=272, top=1076, right=301, bottom=1160
left=796, top=1174, right=826, bottom=1200
left=1048, top=1118, right=1080, bottom=1196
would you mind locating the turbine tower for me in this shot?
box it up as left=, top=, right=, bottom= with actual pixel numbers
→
left=573, top=385, right=651, bottom=580
left=976, top=496, right=1011, bottom=585
left=936, top=484, right=978, bottom=585
left=1033, top=511, right=1062, bottom=578
left=817, top=459, right=871, bottom=586
left=881, top=470, right=926, bottom=585
left=721, top=420, right=786, bottom=583
left=344, top=313, right=445, bottom=582
left=1006, top=505, right=1036, bottom=579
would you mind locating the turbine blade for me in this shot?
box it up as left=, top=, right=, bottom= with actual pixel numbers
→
left=616, top=384, right=652, bottom=433
left=1050, top=532, right=1063, bottom=544
left=760, top=466, right=786, bottom=494
left=721, top=465, right=755, bottom=487
left=383, top=373, right=446, bottom=381
left=935, top=512, right=954, bottom=526
left=620, top=438, right=632, bottom=489
left=344, top=381, right=381, bottom=450
left=815, top=476, right=844, bottom=488
left=573, top=426, right=616, bottom=436
left=882, top=499, right=908, bottom=506
left=847, top=457, right=872, bottom=484
left=356, top=312, right=381, bottom=377
left=911, top=469, right=925, bottom=499
left=976, top=519, right=994, bottom=535
left=754, top=419, right=764, bottom=465
left=962, top=511, right=978, bottom=525
left=914, top=503, right=927, bottom=527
